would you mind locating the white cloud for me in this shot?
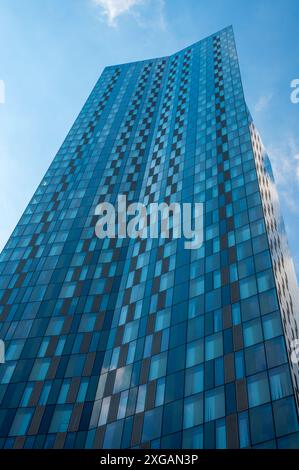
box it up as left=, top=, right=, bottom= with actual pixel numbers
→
left=266, top=136, right=299, bottom=280
left=93, top=0, right=144, bottom=26
left=0, top=80, right=5, bottom=104
left=254, top=93, right=273, bottom=114
left=131, top=0, right=166, bottom=31
left=268, top=136, right=299, bottom=213
left=92, top=0, right=166, bottom=30
left=294, top=154, right=299, bottom=183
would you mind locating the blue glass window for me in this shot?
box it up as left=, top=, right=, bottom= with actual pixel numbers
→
left=185, top=364, right=204, bottom=396
left=123, top=320, right=139, bottom=344
left=98, top=396, right=111, bottom=427
left=165, top=371, right=184, bottom=404
left=205, top=332, right=223, bottom=360
left=182, top=425, right=203, bottom=449
left=6, top=340, right=25, bottom=361
left=239, top=276, right=257, bottom=299
left=214, top=309, right=222, bottom=332
left=241, top=295, right=260, bottom=322
left=190, top=277, right=204, bottom=297
left=103, top=421, right=123, bottom=449
left=232, top=303, right=241, bottom=325
left=155, top=309, right=171, bottom=331
left=247, top=372, right=270, bottom=407
left=58, top=380, right=71, bottom=404
left=188, top=296, right=204, bottom=319
left=20, top=383, right=34, bottom=407
left=243, top=319, right=263, bottom=347
left=235, top=351, right=245, bottom=379
left=39, top=382, right=51, bottom=405
left=136, top=384, right=147, bottom=413
left=238, top=257, right=254, bottom=279
left=117, top=390, right=129, bottom=420
left=29, top=358, right=51, bottom=381
left=38, top=337, right=50, bottom=357
left=273, top=397, right=299, bottom=437
left=113, top=365, right=132, bottom=393
left=142, top=407, right=163, bottom=442
left=55, top=336, right=66, bottom=356
left=262, top=311, right=282, bottom=340
left=245, top=343, right=266, bottom=375
left=187, top=316, right=204, bottom=342
left=238, top=411, right=250, bottom=448
left=216, top=418, right=226, bottom=448
left=167, top=345, right=185, bottom=373
left=65, top=355, right=85, bottom=377
left=77, top=378, right=89, bottom=403
left=269, top=365, right=293, bottom=400
left=163, top=400, right=183, bottom=434
left=183, top=394, right=203, bottom=429
left=254, top=250, right=271, bottom=272
left=78, top=314, right=97, bottom=333
left=155, top=377, right=165, bottom=407
left=205, top=386, right=225, bottom=422
left=230, top=264, right=238, bottom=282
left=186, top=339, right=204, bottom=368
left=215, top=357, right=224, bottom=386
left=9, top=409, right=33, bottom=436
left=259, top=289, right=279, bottom=315
left=149, top=352, right=167, bottom=381
left=249, top=404, right=275, bottom=444
left=265, top=336, right=287, bottom=368
left=49, top=405, right=72, bottom=433
left=205, top=289, right=221, bottom=312
left=59, top=283, right=76, bottom=298
left=257, top=270, right=275, bottom=293
left=46, top=317, right=64, bottom=336
left=278, top=433, right=299, bottom=449
left=0, top=363, right=16, bottom=384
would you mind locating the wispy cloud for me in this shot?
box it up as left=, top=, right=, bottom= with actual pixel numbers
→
left=0, top=80, right=5, bottom=104
left=295, top=154, right=299, bottom=183
left=268, top=135, right=299, bottom=214
left=92, top=0, right=166, bottom=30
left=132, top=0, right=166, bottom=31
left=254, top=93, right=273, bottom=114
left=93, top=0, right=144, bottom=26
left=268, top=137, right=299, bottom=281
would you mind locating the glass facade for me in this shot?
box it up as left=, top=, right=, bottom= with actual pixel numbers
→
left=0, top=26, right=299, bottom=449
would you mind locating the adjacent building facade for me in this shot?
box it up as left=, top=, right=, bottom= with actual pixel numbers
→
left=0, top=26, right=299, bottom=449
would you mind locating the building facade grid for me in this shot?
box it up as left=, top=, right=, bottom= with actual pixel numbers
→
left=0, top=26, right=299, bottom=449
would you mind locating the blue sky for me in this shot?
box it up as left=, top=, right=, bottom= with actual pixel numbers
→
left=0, top=0, right=298, bottom=276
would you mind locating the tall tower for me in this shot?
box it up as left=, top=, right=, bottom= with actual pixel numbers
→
left=0, top=26, right=299, bottom=449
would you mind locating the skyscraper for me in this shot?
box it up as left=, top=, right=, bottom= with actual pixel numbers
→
left=0, top=26, right=299, bottom=449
